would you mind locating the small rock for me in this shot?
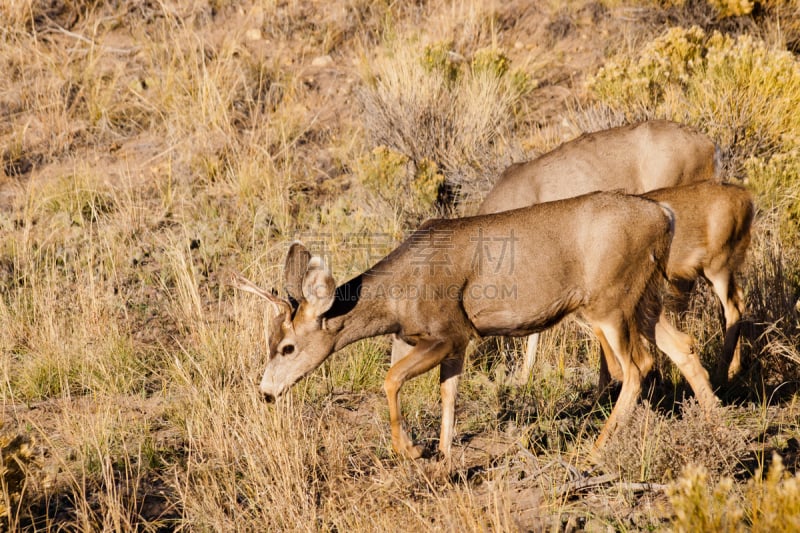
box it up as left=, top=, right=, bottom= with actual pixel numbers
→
left=312, top=55, right=334, bottom=68
left=244, top=28, right=262, bottom=41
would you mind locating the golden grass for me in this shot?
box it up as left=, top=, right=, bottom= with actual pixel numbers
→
left=0, top=0, right=799, bottom=530
left=669, top=454, right=800, bottom=532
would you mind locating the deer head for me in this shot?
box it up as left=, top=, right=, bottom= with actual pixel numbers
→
left=230, top=242, right=337, bottom=400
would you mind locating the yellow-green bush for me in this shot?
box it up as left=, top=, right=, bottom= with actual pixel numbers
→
left=357, top=146, right=445, bottom=218
left=668, top=465, right=743, bottom=532
left=745, top=151, right=800, bottom=246
left=689, top=31, right=800, bottom=156
left=589, top=26, right=800, bottom=161
left=590, top=26, right=706, bottom=117
left=422, top=43, right=516, bottom=86
left=358, top=146, right=411, bottom=203
left=668, top=454, right=800, bottom=532
left=594, top=26, right=707, bottom=100
left=421, top=40, right=461, bottom=86
left=359, top=39, right=532, bottom=200
left=471, top=47, right=511, bottom=79
left=411, top=157, right=446, bottom=209
left=708, top=0, right=754, bottom=17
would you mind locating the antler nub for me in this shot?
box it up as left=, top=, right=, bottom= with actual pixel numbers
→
left=226, top=269, right=291, bottom=318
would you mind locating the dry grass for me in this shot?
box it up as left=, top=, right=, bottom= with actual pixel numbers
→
left=357, top=36, right=530, bottom=201
left=0, top=0, right=798, bottom=531
left=600, top=400, right=750, bottom=484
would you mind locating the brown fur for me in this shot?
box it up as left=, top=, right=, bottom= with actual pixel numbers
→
left=478, top=119, right=719, bottom=215
left=600, top=182, right=754, bottom=388
left=466, top=121, right=744, bottom=391
left=231, top=191, right=719, bottom=460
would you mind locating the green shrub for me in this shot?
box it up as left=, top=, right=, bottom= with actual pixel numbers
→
left=708, top=0, right=754, bottom=17
left=745, top=151, right=800, bottom=246
left=471, top=47, right=511, bottom=79
left=668, top=454, right=800, bottom=532
left=746, top=454, right=800, bottom=532
left=668, top=464, right=744, bottom=532
left=689, top=31, right=800, bottom=157
left=589, top=26, right=800, bottom=163
left=358, top=146, right=411, bottom=203
left=421, top=40, right=461, bottom=86
left=359, top=39, right=532, bottom=201
left=589, top=25, right=707, bottom=120
left=411, top=157, right=446, bottom=209
left=357, top=146, right=445, bottom=221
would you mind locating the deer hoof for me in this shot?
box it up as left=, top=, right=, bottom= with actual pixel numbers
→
left=395, top=443, right=424, bottom=460
left=406, top=444, right=424, bottom=460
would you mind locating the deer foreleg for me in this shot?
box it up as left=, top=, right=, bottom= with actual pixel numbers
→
left=438, top=355, right=465, bottom=458
left=383, top=339, right=454, bottom=459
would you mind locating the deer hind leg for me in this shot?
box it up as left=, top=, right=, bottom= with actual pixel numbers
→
left=383, top=339, right=456, bottom=459
left=654, top=314, right=719, bottom=408
left=591, top=315, right=645, bottom=452
left=390, top=334, right=415, bottom=366
left=707, top=270, right=745, bottom=384
left=512, top=333, right=540, bottom=384
left=438, top=356, right=465, bottom=458
left=594, top=327, right=624, bottom=393
left=666, top=278, right=695, bottom=316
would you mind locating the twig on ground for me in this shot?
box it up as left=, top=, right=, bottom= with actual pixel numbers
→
left=42, top=24, right=140, bottom=55
left=553, top=471, right=668, bottom=498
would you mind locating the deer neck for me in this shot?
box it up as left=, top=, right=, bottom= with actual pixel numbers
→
left=324, top=273, right=397, bottom=351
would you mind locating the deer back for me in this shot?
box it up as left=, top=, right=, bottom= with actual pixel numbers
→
left=478, top=120, right=719, bottom=215
left=373, top=192, right=675, bottom=339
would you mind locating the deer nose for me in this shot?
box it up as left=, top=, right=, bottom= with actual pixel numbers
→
left=261, top=390, right=276, bottom=403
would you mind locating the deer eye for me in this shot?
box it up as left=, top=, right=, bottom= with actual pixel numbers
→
left=281, top=344, right=295, bottom=356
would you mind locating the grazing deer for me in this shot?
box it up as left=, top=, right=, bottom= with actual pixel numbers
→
left=230, top=192, right=718, bottom=459
left=479, top=119, right=720, bottom=214
left=451, top=120, right=722, bottom=382
left=597, top=181, right=753, bottom=388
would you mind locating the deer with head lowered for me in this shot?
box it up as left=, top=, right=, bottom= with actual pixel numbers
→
left=434, top=120, right=730, bottom=385
left=230, top=191, right=719, bottom=460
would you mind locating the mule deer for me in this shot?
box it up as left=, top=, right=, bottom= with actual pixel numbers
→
left=230, top=192, right=718, bottom=459
left=461, top=120, right=722, bottom=382
left=479, top=120, right=720, bottom=214
left=599, top=181, right=752, bottom=387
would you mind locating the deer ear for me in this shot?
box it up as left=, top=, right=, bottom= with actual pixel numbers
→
left=285, top=242, right=312, bottom=303
left=302, top=256, right=336, bottom=317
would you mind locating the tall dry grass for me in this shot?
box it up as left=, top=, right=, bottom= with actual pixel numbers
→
left=0, top=0, right=798, bottom=531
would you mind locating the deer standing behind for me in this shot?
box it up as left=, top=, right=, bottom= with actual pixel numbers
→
left=624, top=181, right=753, bottom=387
left=231, top=192, right=718, bottom=460
left=478, top=119, right=720, bottom=214
left=438, top=120, right=726, bottom=384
